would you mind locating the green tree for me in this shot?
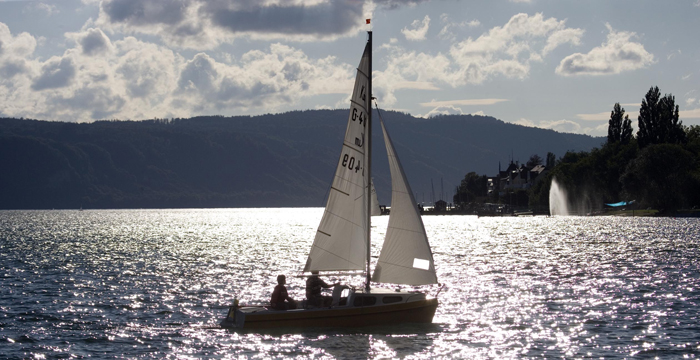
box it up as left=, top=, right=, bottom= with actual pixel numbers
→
left=453, top=172, right=488, bottom=206
left=546, top=152, right=556, bottom=168
left=637, top=86, right=661, bottom=147
left=686, top=125, right=700, bottom=155
left=608, top=103, right=633, bottom=144
left=637, top=86, right=686, bottom=147
left=621, top=143, right=696, bottom=212
left=621, top=115, right=633, bottom=144
left=526, top=154, right=543, bottom=167
left=660, top=94, right=686, bottom=144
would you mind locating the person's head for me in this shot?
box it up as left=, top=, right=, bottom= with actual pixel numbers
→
left=277, top=274, right=286, bottom=285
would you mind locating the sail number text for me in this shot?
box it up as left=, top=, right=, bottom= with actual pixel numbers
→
left=351, top=107, right=365, bottom=127
left=342, top=154, right=362, bottom=173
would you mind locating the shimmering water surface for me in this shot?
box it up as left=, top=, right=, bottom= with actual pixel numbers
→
left=1, top=209, right=699, bottom=359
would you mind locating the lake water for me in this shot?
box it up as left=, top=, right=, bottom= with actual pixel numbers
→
left=1, top=209, right=699, bottom=359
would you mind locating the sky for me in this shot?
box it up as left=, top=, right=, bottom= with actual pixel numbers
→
left=0, top=0, right=699, bottom=137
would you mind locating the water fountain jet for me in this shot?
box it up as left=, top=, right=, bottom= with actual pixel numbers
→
left=549, top=177, right=570, bottom=216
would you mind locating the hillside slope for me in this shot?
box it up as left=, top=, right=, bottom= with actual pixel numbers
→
left=0, top=111, right=603, bottom=209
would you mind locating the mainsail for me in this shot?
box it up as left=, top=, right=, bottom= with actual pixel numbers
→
left=304, top=43, right=371, bottom=272
left=372, top=118, right=438, bottom=285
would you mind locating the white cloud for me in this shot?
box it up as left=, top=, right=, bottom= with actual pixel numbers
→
left=0, top=14, right=362, bottom=122
left=32, top=56, right=77, bottom=91
left=20, top=33, right=185, bottom=121
left=512, top=118, right=535, bottom=127
left=511, top=117, right=606, bottom=136
left=66, top=28, right=114, bottom=56
left=420, top=98, right=508, bottom=107
left=542, top=27, right=583, bottom=56
left=583, top=122, right=610, bottom=137
left=173, top=42, right=354, bottom=114
left=114, top=37, right=181, bottom=104
left=393, top=81, right=440, bottom=90
left=22, top=2, right=59, bottom=16
left=556, top=24, right=654, bottom=76
left=0, top=16, right=361, bottom=122
left=372, top=48, right=452, bottom=105
left=437, top=15, right=479, bottom=41
left=577, top=109, right=639, bottom=122
left=372, top=13, right=584, bottom=106
left=449, top=13, right=583, bottom=84
left=423, top=104, right=464, bottom=118
left=539, top=119, right=581, bottom=133
left=0, top=23, right=38, bottom=59
left=681, top=108, right=700, bottom=119
left=94, top=0, right=370, bottom=50
left=94, top=0, right=223, bottom=50
left=667, top=49, right=681, bottom=61
left=401, top=15, right=430, bottom=41
left=576, top=111, right=609, bottom=121
left=0, top=23, right=41, bottom=117
left=685, top=94, right=698, bottom=108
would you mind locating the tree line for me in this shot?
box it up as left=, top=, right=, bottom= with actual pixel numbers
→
left=454, top=86, right=700, bottom=214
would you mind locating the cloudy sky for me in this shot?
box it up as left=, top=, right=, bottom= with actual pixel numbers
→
left=1, top=0, right=699, bottom=136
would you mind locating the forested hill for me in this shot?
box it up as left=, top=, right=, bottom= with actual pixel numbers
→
left=0, top=111, right=602, bottom=209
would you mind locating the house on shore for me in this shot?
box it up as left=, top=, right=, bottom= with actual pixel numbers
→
left=487, top=161, right=548, bottom=196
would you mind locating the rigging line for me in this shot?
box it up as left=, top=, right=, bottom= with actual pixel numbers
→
left=356, top=67, right=369, bottom=80
left=323, top=206, right=371, bottom=230
left=320, top=170, right=333, bottom=207
left=319, top=140, right=363, bottom=206
left=385, top=225, right=426, bottom=236
left=374, top=260, right=434, bottom=272
left=350, top=99, right=368, bottom=111
left=342, top=142, right=365, bottom=155
left=330, top=172, right=366, bottom=192
left=374, top=99, right=391, bottom=126
left=294, top=271, right=364, bottom=278
left=330, top=186, right=350, bottom=197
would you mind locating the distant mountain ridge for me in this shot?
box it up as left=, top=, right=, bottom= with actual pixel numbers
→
left=0, top=110, right=603, bottom=209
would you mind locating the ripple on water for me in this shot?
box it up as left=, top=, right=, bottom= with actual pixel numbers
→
left=1, top=210, right=700, bottom=358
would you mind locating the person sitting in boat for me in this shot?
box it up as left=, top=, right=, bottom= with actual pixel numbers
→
left=306, top=271, right=339, bottom=307
left=270, top=275, right=297, bottom=310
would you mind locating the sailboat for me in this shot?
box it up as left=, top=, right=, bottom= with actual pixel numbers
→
left=221, top=30, right=439, bottom=329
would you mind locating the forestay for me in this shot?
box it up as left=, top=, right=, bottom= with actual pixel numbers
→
left=372, top=118, right=438, bottom=285
left=304, top=43, right=371, bottom=272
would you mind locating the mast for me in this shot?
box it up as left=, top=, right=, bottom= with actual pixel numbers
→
left=365, top=30, right=372, bottom=292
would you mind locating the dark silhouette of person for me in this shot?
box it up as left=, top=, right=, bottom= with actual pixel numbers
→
left=270, top=275, right=297, bottom=310
left=306, top=271, right=338, bottom=307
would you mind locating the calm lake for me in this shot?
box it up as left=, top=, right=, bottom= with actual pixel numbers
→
left=1, top=209, right=699, bottom=358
